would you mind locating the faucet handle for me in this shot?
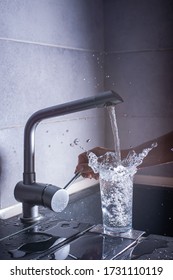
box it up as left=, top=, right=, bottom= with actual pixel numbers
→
left=63, top=172, right=81, bottom=190
left=42, top=184, right=69, bottom=212
left=14, top=181, right=69, bottom=216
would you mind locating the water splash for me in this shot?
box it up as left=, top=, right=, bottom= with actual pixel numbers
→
left=70, top=138, right=80, bottom=147
left=88, top=143, right=157, bottom=182
left=88, top=105, right=157, bottom=179
left=70, top=138, right=91, bottom=151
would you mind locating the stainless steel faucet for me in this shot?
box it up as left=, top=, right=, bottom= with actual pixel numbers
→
left=14, top=90, right=123, bottom=224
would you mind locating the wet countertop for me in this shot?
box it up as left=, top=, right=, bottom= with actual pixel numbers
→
left=1, top=183, right=173, bottom=260
left=1, top=209, right=173, bottom=260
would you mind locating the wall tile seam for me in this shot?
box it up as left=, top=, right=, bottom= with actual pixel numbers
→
left=105, top=48, right=173, bottom=55
left=118, top=115, right=173, bottom=119
left=0, top=116, right=104, bottom=131
left=0, top=37, right=103, bottom=53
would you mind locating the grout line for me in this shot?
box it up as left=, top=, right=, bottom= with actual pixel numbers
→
left=1, top=37, right=172, bottom=55
left=118, top=115, right=173, bottom=119
left=0, top=37, right=102, bottom=53
left=105, top=48, right=173, bottom=55
left=0, top=115, right=103, bottom=131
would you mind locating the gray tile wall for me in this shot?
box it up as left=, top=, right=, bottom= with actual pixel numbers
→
left=0, top=0, right=105, bottom=209
left=1, top=0, right=172, bottom=211
left=104, top=0, right=173, bottom=177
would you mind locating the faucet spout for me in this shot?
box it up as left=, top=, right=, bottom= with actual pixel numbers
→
left=14, top=90, right=123, bottom=223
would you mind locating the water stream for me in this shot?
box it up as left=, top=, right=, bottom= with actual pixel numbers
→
left=107, top=106, right=121, bottom=165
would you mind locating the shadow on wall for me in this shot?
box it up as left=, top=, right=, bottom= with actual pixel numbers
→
left=0, top=153, right=2, bottom=204
left=0, top=154, right=2, bottom=179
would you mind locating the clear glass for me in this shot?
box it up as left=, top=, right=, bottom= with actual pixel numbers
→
left=99, top=169, right=133, bottom=236
left=88, top=106, right=157, bottom=236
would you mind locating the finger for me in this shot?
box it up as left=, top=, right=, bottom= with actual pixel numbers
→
left=93, top=173, right=99, bottom=180
left=82, top=172, right=94, bottom=179
left=75, top=163, right=93, bottom=174
left=79, top=169, right=99, bottom=180
left=78, top=152, right=88, bottom=164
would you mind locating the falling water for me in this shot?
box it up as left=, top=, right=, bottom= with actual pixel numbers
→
left=107, top=106, right=121, bottom=165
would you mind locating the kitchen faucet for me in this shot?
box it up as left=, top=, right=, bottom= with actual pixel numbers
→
left=14, top=90, right=123, bottom=224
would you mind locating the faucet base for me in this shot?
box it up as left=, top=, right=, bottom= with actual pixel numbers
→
left=20, top=215, right=43, bottom=224
left=21, top=204, right=43, bottom=224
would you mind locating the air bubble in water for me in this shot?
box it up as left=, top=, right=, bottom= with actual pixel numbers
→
left=106, top=75, right=110, bottom=79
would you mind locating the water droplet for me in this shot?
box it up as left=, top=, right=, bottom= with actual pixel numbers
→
left=86, top=139, right=91, bottom=143
left=70, top=143, right=74, bottom=147
left=66, top=129, right=69, bottom=133
left=74, top=138, right=80, bottom=145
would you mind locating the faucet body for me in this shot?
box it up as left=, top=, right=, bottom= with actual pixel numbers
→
left=14, top=91, right=123, bottom=223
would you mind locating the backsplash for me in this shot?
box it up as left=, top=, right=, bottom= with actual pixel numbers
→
left=0, top=0, right=105, bottom=209
left=0, top=0, right=173, bottom=213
